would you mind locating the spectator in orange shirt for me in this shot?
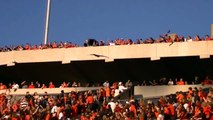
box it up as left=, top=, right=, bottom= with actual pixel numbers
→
left=167, top=36, right=173, bottom=43
left=187, top=87, right=193, bottom=99
left=205, top=35, right=211, bottom=40
left=176, top=91, right=184, bottom=103
left=0, top=83, right=7, bottom=90
left=177, top=78, right=185, bottom=85
left=25, top=43, right=31, bottom=50
left=203, top=103, right=211, bottom=119
left=28, top=82, right=35, bottom=88
left=52, top=41, right=58, bottom=48
left=203, top=76, right=213, bottom=85
left=41, top=84, right=47, bottom=89
left=60, top=82, right=70, bottom=88
left=48, top=81, right=55, bottom=88
left=192, top=105, right=202, bottom=119
left=167, top=101, right=175, bottom=120
left=129, top=102, right=136, bottom=118
left=105, top=86, right=111, bottom=102
left=86, top=93, right=94, bottom=109
left=198, top=87, right=204, bottom=101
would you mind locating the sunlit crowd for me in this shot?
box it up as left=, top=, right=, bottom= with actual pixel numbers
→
left=0, top=34, right=212, bottom=52
left=0, top=78, right=212, bottom=120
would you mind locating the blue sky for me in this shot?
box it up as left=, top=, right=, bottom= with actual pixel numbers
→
left=0, top=0, right=212, bottom=47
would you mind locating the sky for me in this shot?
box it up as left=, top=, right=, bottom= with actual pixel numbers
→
left=0, top=0, right=212, bottom=47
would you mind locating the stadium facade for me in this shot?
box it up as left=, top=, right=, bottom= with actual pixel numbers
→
left=0, top=41, right=213, bottom=85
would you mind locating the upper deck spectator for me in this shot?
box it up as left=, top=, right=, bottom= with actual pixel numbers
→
left=195, top=35, right=201, bottom=41
left=176, top=78, right=185, bottom=85
left=48, top=81, right=55, bottom=88
left=203, top=76, right=213, bottom=85
left=41, top=84, right=47, bottom=89
left=0, top=83, right=7, bottom=90
left=118, top=82, right=127, bottom=93
left=205, top=35, right=211, bottom=40
left=168, top=78, right=174, bottom=85
left=12, top=82, right=19, bottom=90
left=125, top=80, right=133, bottom=89
left=71, top=81, right=77, bottom=87
left=28, top=82, right=35, bottom=88
left=103, top=80, right=110, bottom=87
left=0, top=33, right=212, bottom=53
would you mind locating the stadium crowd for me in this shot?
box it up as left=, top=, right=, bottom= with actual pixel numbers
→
left=0, top=34, right=212, bottom=52
left=0, top=76, right=212, bottom=91
left=0, top=78, right=212, bottom=120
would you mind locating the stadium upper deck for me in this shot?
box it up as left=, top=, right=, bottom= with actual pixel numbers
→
left=0, top=40, right=213, bottom=66
left=0, top=35, right=213, bottom=85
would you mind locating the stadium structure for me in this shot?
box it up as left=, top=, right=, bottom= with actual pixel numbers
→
left=0, top=25, right=213, bottom=98
left=0, top=37, right=213, bottom=95
left=0, top=40, right=213, bottom=84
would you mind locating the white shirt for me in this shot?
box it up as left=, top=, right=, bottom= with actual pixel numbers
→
left=183, top=103, right=188, bottom=110
left=109, top=42, right=115, bottom=46
left=157, top=114, right=164, bottom=120
left=12, top=84, right=19, bottom=89
left=118, top=85, right=127, bottom=92
left=114, top=89, right=120, bottom=97
left=103, top=82, right=109, bottom=87
left=58, top=112, right=63, bottom=120
left=168, top=80, right=174, bottom=85
left=51, top=105, right=58, bottom=114
left=108, top=101, right=116, bottom=113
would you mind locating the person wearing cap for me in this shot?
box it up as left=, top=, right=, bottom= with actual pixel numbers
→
left=118, top=82, right=127, bottom=93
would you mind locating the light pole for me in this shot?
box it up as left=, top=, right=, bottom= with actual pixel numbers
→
left=44, top=0, right=51, bottom=44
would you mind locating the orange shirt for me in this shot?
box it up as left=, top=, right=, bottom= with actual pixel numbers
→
left=164, top=107, right=169, bottom=115
left=159, top=99, right=165, bottom=106
left=129, top=104, right=137, bottom=117
left=154, top=111, right=158, bottom=118
left=25, top=115, right=31, bottom=120
left=28, top=84, right=35, bottom=88
left=194, top=107, right=201, bottom=117
left=187, top=90, right=193, bottom=99
left=176, top=93, right=184, bottom=102
left=12, top=104, right=18, bottom=112
left=105, top=87, right=111, bottom=97
left=203, top=106, right=211, bottom=118
left=112, top=82, right=118, bottom=89
left=198, top=90, right=203, bottom=100
left=168, top=104, right=175, bottom=115
left=86, top=96, right=94, bottom=104
left=178, top=81, right=184, bottom=85
left=189, top=90, right=193, bottom=94
left=0, top=85, right=6, bottom=90
left=12, top=118, right=18, bottom=120
left=72, top=104, right=78, bottom=117
left=49, top=84, right=55, bottom=88
left=45, top=113, right=51, bottom=120
left=167, top=37, right=172, bottom=42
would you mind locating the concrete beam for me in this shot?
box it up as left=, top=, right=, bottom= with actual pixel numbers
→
left=199, top=55, right=210, bottom=59
left=62, top=60, right=71, bottom=64
left=7, top=63, right=15, bottom=66
left=151, top=57, right=160, bottom=61
left=105, top=58, right=114, bottom=62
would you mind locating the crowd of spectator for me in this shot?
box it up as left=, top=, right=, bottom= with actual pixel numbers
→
left=137, top=76, right=213, bottom=87
left=0, top=76, right=212, bottom=93
left=0, top=79, right=212, bottom=120
left=0, top=41, right=79, bottom=52
left=0, top=34, right=212, bottom=52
